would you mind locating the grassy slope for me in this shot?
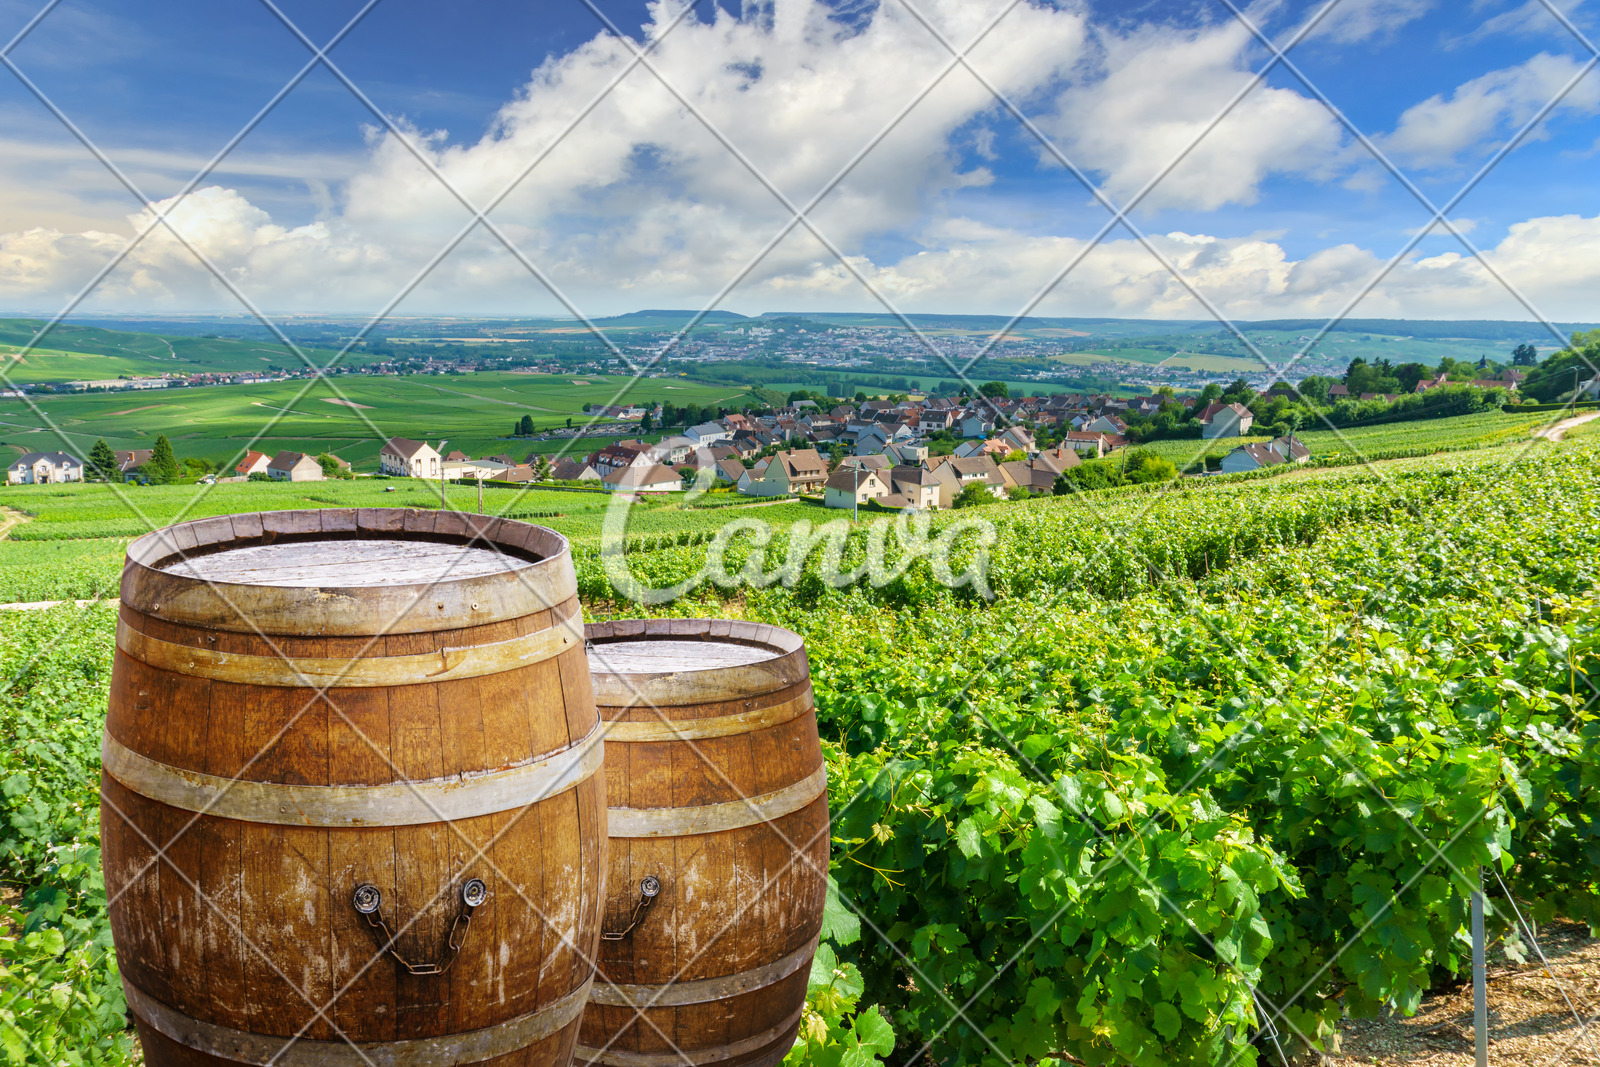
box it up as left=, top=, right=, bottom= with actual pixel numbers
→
left=0, top=318, right=351, bottom=382
left=0, top=373, right=750, bottom=468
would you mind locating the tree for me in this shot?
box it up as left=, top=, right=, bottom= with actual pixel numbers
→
left=518, top=414, right=535, bottom=436
left=1522, top=333, right=1598, bottom=402
left=566, top=417, right=573, bottom=429
left=640, top=413, right=654, bottom=433
left=1512, top=343, right=1539, bottom=366
left=1295, top=376, right=1335, bottom=404
left=316, top=453, right=351, bottom=479
left=88, top=439, right=118, bottom=482
left=854, top=391, right=869, bottom=402
left=952, top=482, right=994, bottom=508
left=145, top=435, right=180, bottom=485
left=979, top=381, right=1009, bottom=399
left=1394, top=363, right=1431, bottom=394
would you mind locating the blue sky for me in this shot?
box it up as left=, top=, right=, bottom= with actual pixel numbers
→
left=0, top=0, right=1596, bottom=320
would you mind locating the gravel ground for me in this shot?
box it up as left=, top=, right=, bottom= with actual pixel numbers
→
left=1326, top=921, right=1599, bottom=1067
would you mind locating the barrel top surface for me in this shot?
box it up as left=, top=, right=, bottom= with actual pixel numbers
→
left=587, top=637, right=777, bottom=675
left=120, top=509, right=577, bottom=634
left=584, top=619, right=809, bottom=705
left=161, top=538, right=527, bottom=587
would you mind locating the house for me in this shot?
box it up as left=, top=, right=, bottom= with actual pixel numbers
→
left=959, top=412, right=995, bottom=439
left=267, top=451, right=323, bottom=482
left=653, top=435, right=697, bottom=464
left=6, top=451, right=83, bottom=485
left=823, top=468, right=890, bottom=510
left=445, top=450, right=469, bottom=462
left=235, top=450, right=271, bottom=478
left=932, top=455, right=1009, bottom=506
left=492, top=465, right=537, bottom=482
left=1198, top=402, right=1254, bottom=439
left=1328, top=384, right=1350, bottom=398
left=1220, top=443, right=1288, bottom=474
left=603, top=463, right=683, bottom=493
left=883, top=466, right=942, bottom=510
left=953, top=439, right=1009, bottom=459
left=1267, top=435, right=1311, bottom=463
left=883, top=439, right=929, bottom=465
left=918, top=408, right=954, bottom=434
left=115, top=449, right=153, bottom=474
left=714, top=457, right=748, bottom=485
left=547, top=458, right=601, bottom=482
left=839, top=454, right=892, bottom=472
left=1470, top=379, right=1516, bottom=392
left=685, top=421, right=732, bottom=445
left=1000, top=459, right=1060, bottom=495
left=1580, top=375, right=1600, bottom=400
left=998, top=426, right=1036, bottom=454
left=1062, top=431, right=1109, bottom=457
left=380, top=437, right=442, bottom=478
left=591, top=441, right=656, bottom=474
left=742, top=449, right=830, bottom=497
left=1413, top=375, right=1455, bottom=393
left=1032, top=447, right=1082, bottom=475
left=442, top=458, right=503, bottom=481
left=1083, top=415, right=1127, bottom=437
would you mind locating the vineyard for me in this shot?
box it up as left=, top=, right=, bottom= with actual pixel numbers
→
left=0, top=435, right=1596, bottom=1064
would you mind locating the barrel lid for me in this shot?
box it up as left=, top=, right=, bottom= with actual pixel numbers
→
left=121, top=509, right=576, bottom=635
left=584, top=619, right=808, bottom=706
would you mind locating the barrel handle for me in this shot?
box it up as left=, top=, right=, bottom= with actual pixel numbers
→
left=600, top=876, right=661, bottom=941
left=352, top=879, right=487, bottom=976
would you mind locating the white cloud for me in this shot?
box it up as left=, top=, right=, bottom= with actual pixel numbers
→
left=0, top=0, right=1594, bottom=323
left=1308, top=0, right=1436, bottom=44
left=1043, top=19, right=1346, bottom=211
left=1382, top=51, right=1600, bottom=167
left=1454, top=0, right=1589, bottom=47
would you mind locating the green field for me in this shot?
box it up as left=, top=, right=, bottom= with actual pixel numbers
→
left=1121, top=409, right=1550, bottom=468
left=0, top=373, right=750, bottom=469
left=0, top=318, right=354, bottom=382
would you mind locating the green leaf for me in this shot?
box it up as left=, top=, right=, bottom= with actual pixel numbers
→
left=1152, top=1002, right=1182, bottom=1041
left=820, top=879, right=861, bottom=947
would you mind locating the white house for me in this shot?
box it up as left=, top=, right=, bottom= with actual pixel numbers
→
left=267, top=451, right=324, bottom=481
left=685, top=421, right=732, bottom=445
left=603, top=463, right=683, bottom=493
left=1198, top=402, right=1254, bottom=439
left=1267, top=435, right=1311, bottom=463
left=7, top=451, right=83, bottom=484
left=235, top=450, right=271, bottom=478
left=959, top=412, right=995, bottom=439
left=380, top=437, right=442, bottom=478
left=823, top=467, right=890, bottom=510
left=1219, top=443, right=1287, bottom=474
left=1082, top=415, right=1126, bottom=438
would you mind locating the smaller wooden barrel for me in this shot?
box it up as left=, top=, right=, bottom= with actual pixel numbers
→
left=102, top=509, right=606, bottom=1067
left=577, top=620, right=829, bottom=1067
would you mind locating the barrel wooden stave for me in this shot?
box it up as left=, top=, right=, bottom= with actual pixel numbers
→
left=103, top=511, right=603, bottom=1067
left=578, top=621, right=829, bottom=1067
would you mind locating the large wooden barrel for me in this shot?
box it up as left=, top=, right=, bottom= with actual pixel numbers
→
left=102, top=508, right=606, bottom=1067
left=577, top=620, right=829, bottom=1067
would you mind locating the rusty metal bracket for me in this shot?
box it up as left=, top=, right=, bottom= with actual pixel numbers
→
left=600, top=875, right=661, bottom=941
left=353, top=878, right=487, bottom=976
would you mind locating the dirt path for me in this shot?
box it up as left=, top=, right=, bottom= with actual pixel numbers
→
left=1533, top=410, right=1600, bottom=442
left=1330, top=920, right=1599, bottom=1066
left=0, top=506, right=26, bottom=540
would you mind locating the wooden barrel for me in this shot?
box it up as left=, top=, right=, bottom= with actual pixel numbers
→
left=577, top=620, right=829, bottom=1067
left=101, top=508, right=606, bottom=1067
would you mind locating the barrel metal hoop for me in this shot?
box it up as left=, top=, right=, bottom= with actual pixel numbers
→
left=576, top=1004, right=803, bottom=1067
left=124, top=975, right=591, bottom=1066
left=591, top=934, right=817, bottom=1007
left=115, top=614, right=582, bottom=688
left=607, top=766, right=827, bottom=839
left=599, top=688, right=814, bottom=743
left=102, top=722, right=604, bottom=828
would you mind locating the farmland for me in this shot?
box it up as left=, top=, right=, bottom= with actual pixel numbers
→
left=0, top=373, right=749, bottom=470
left=1, top=433, right=1596, bottom=1065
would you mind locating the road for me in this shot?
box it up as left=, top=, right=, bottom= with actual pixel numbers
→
left=1533, top=410, right=1600, bottom=442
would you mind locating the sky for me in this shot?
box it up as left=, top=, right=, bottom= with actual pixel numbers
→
left=0, top=0, right=1597, bottom=323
